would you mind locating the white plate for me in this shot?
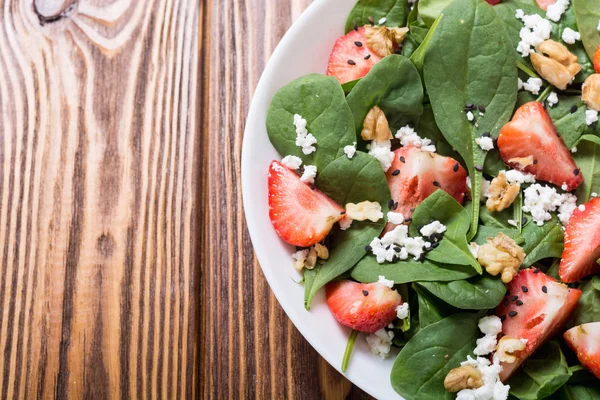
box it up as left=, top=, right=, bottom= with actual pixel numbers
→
left=241, top=1, right=401, bottom=399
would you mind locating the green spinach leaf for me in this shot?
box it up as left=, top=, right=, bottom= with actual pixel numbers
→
left=521, top=216, right=564, bottom=267
left=553, top=6, right=594, bottom=84
left=574, top=135, right=600, bottom=203
left=508, top=341, right=572, bottom=400
left=391, top=313, right=479, bottom=399
left=410, top=15, right=442, bottom=80
left=345, top=0, right=410, bottom=33
left=416, top=106, right=461, bottom=161
left=416, top=275, right=506, bottom=310
left=414, top=284, right=454, bottom=328
left=418, top=0, right=453, bottom=27
left=346, top=54, right=424, bottom=133
left=559, top=384, right=600, bottom=400
left=303, top=152, right=390, bottom=309
left=410, top=190, right=481, bottom=272
left=423, top=0, right=518, bottom=238
left=572, top=0, right=600, bottom=60
left=548, top=96, right=593, bottom=149
left=266, top=74, right=356, bottom=170
left=472, top=225, right=525, bottom=246
left=568, top=276, right=600, bottom=327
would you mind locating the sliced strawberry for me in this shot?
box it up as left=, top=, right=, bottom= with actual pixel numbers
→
left=385, top=147, right=466, bottom=228
left=594, top=45, right=600, bottom=74
left=485, top=0, right=501, bottom=4
left=326, top=27, right=383, bottom=84
left=536, top=0, right=555, bottom=10
left=559, top=198, right=600, bottom=283
left=326, top=280, right=402, bottom=333
left=495, top=269, right=582, bottom=381
left=498, top=102, right=583, bottom=191
left=268, top=161, right=344, bottom=247
left=564, top=322, right=600, bottom=379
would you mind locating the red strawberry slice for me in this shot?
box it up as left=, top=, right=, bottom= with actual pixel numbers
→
left=564, top=322, right=600, bottom=379
left=495, top=269, right=582, bottom=381
left=485, top=0, right=501, bottom=4
left=559, top=198, right=600, bottom=283
left=385, top=147, right=466, bottom=228
left=498, top=102, right=583, bottom=191
left=268, top=160, right=344, bottom=247
left=326, top=27, right=383, bottom=84
left=326, top=280, right=402, bottom=333
left=594, top=45, right=600, bottom=74
left=536, top=0, right=555, bottom=10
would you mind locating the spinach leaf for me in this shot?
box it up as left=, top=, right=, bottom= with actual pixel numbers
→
left=479, top=206, right=515, bottom=230
left=568, top=276, right=600, bottom=327
left=342, top=79, right=360, bottom=95
left=472, top=225, right=525, bottom=246
left=410, top=190, right=481, bottom=272
left=416, top=106, right=461, bottom=161
left=572, top=0, right=600, bottom=60
left=414, top=284, right=454, bottom=328
left=521, top=216, right=564, bottom=267
left=553, top=6, right=594, bottom=84
left=346, top=55, right=424, bottom=133
left=391, top=313, right=479, bottom=399
left=559, top=384, right=600, bottom=400
left=508, top=341, right=572, bottom=400
left=266, top=74, right=356, bottom=170
left=548, top=96, right=593, bottom=149
left=345, top=0, right=409, bottom=33
left=410, top=15, right=442, bottom=80
left=418, top=0, right=453, bottom=27
left=574, top=135, right=600, bottom=203
left=416, top=275, right=506, bottom=310
left=424, top=0, right=518, bottom=238
left=350, top=256, right=477, bottom=283
left=303, top=152, right=390, bottom=309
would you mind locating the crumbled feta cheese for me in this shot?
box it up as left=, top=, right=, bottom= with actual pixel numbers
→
left=466, top=176, right=491, bottom=198
left=571, top=146, right=577, bottom=153
left=516, top=12, right=553, bottom=57
left=368, top=224, right=430, bottom=262
left=369, top=140, right=395, bottom=171
left=579, top=204, right=586, bottom=212
left=339, top=215, right=353, bottom=231
left=300, top=165, right=317, bottom=184
left=366, top=329, right=394, bottom=359
left=518, top=77, right=524, bottom=90
left=546, top=0, right=570, bottom=22
left=562, top=27, right=580, bottom=44
left=387, top=211, right=404, bottom=225
left=523, top=183, right=579, bottom=225
left=344, top=142, right=357, bottom=159
left=281, top=155, right=302, bottom=170
left=469, top=242, right=480, bottom=258
left=504, top=169, right=536, bottom=185
left=592, top=192, right=598, bottom=198
left=598, top=20, right=600, bottom=31
left=478, top=316, right=502, bottom=336
left=378, top=275, right=395, bottom=288
left=395, top=125, right=436, bottom=152
left=474, top=335, right=498, bottom=356
left=508, top=219, right=518, bottom=227
left=522, top=77, right=543, bottom=95
left=466, top=111, right=475, bottom=121
left=562, top=183, right=568, bottom=191
left=403, top=237, right=430, bottom=259
left=547, top=92, right=559, bottom=107
left=293, top=114, right=317, bottom=154
left=291, top=250, right=309, bottom=270
left=396, top=303, right=409, bottom=319
left=378, top=17, right=387, bottom=25
left=586, top=109, right=599, bottom=125
left=476, top=136, right=494, bottom=151
left=420, top=220, right=447, bottom=237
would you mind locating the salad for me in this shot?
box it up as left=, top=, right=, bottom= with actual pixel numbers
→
left=263, top=0, right=600, bottom=398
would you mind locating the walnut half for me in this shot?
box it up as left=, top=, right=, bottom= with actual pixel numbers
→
left=530, top=40, right=581, bottom=90
left=477, top=233, right=525, bottom=283
left=444, top=365, right=483, bottom=392
left=486, top=171, right=520, bottom=212
left=364, top=26, right=409, bottom=58
left=582, top=74, right=600, bottom=112
left=494, top=336, right=527, bottom=364
left=361, top=106, right=392, bottom=142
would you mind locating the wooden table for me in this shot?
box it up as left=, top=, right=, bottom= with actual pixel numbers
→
left=0, top=0, right=372, bottom=398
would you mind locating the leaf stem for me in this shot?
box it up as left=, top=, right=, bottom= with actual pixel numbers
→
left=341, top=330, right=359, bottom=373
left=516, top=60, right=539, bottom=79
left=536, top=85, right=553, bottom=103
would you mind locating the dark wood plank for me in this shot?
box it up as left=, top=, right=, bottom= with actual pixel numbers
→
left=199, top=0, right=374, bottom=398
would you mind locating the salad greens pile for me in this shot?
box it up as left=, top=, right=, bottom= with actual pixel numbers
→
left=264, top=0, right=600, bottom=398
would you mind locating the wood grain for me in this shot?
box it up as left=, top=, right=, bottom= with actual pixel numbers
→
left=0, top=0, right=199, bottom=398
left=199, top=0, right=373, bottom=399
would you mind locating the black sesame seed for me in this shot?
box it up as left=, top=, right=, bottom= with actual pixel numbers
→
left=431, top=242, right=440, bottom=249
left=364, top=54, right=371, bottom=60
left=475, top=165, right=483, bottom=171
left=433, top=181, right=441, bottom=187
left=516, top=300, right=523, bottom=306
left=399, top=156, right=406, bottom=163
left=392, top=169, right=400, bottom=176
left=404, top=217, right=412, bottom=223
left=368, top=16, right=374, bottom=24
left=570, top=105, right=578, bottom=114
left=574, top=168, right=580, bottom=176
left=365, top=245, right=372, bottom=252
left=310, top=185, right=316, bottom=190
left=542, top=286, right=548, bottom=293
left=388, top=199, right=395, bottom=208
left=385, top=245, right=391, bottom=250
left=533, top=268, right=540, bottom=274
left=500, top=315, right=506, bottom=321
left=521, top=286, right=528, bottom=293
left=482, top=132, right=491, bottom=137
left=503, top=298, right=509, bottom=306
left=533, top=159, right=538, bottom=165
left=453, top=163, right=459, bottom=172
left=362, top=290, right=369, bottom=296
left=557, top=132, right=561, bottom=137
left=354, top=41, right=363, bottom=47
left=466, top=103, right=475, bottom=109
left=392, top=202, right=398, bottom=211
left=340, top=210, right=346, bottom=215
left=354, top=21, right=358, bottom=31
left=347, top=59, right=356, bottom=65
left=478, top=105, right=486, bottom=112
left=510, top=295, right=518, bottom=301
left=522, top=216, right=527, bottom=225
left=410, top=208, right=415, bottom=212
left=509, top=311, right=518, bottom=317
left=394, top=246, right=401, bottom=252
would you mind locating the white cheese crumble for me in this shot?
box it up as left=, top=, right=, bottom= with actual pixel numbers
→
left=516, top=11, right=553, bottom=57
left=479, top=315, right=503, bottom=336
left=466, top=111, right=475, bottom=121
left=378, top=17, right=387, bottom=25
left=291, top=249, right=308, bottom=267
left=344, top=142, right=357, bottom=159
left=598, top=20, right=600, bottom=31
left=387, top=211, right=405, bottom=225
left=300, top=165, right=317, bottom=184
left=468, top=242, right=480, bottom=258
left=395, top=125, right=436, bottom=152
left=546, top=0, right=570, bottom=22
left=476, top=136, right=494, bottom=151
left=592, top=192, right=598, bottom=198
left=366, top=328, right=394, bottom=359
left=522, top=77, right=543, bottom=95
left=517, top=77, right=524, bottom=90
left=395, top=303, right=409, bottom=319
left=281, top=155, right=302, bottom=170
left=293, top=114, right=317, bottom=155
left=420, top=220, right=447, bottom=237
left=578, top=204, right=586, bottom=212
left=508, top=219, right=518, bottom=227
left=369, top=140, right=395, bottom=171
left=467, top=176, right=491, bottom=199
left=378, top=275, right=395, bottom=288
left=522, top=183, right=579, bottom=225
left=547, top=92, right=559, bottom=107
left=562, top=27, right=580, bottom=44
left=339, top=215, right=353, bottom=231
left=586, top=109, right=599, bottom=125
left=368, top=225, right=431, bottom=263
left=571, top=146, right=577, bottom=153
left=503, top=169, right=536, bottom=185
